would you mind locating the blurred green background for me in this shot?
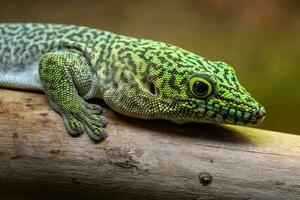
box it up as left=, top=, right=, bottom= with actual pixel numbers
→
left=0, top=0, right=299, bottom=134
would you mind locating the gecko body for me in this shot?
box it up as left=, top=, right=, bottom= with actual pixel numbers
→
left=0, top=23, right=266, bottom=141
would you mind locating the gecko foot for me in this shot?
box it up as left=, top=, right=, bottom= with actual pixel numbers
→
left=51, top=100, right=108, bottom=142
left=79, top=101, right=108, bottom=142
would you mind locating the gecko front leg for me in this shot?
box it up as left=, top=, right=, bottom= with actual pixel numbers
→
left=39, top=51, right=108, bottom=142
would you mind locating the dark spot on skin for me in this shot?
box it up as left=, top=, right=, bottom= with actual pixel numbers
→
left=199, top=172, right=213, bottom=186
left=49, top=149, right=60, bottom=154
left=12, top=132, right=18, bottom=138
left=47, top=57, right=56, bottom=65
left=39, top=112, right=49, bottom=117
left=209, top=158, right=214, bottom=163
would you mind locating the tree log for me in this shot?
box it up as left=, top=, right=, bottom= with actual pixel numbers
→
left=0, top=89, right=299, bottom=200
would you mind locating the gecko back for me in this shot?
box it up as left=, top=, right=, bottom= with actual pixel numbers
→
left=0, top=23, right=96, bottom=91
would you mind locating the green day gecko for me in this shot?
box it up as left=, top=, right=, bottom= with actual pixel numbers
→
left=0, top=23, right=266, bottom=142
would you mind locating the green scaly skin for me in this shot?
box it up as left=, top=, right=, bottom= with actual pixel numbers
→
left=0, top=23, right=266, bottom=142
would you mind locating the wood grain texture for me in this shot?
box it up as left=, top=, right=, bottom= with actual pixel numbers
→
left=0, top=89, right=299, bottom=200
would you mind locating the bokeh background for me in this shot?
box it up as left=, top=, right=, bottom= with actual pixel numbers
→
left=0, top=0, right=299, bottom=134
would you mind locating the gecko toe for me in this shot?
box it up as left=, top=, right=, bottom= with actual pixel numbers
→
left=84, top=102, right=102, bottom=114
left=62, top=115, right=84, bottom=136
left=88, top=115, right=108, bottom=127
left=84, top=125, right=107, bottom=142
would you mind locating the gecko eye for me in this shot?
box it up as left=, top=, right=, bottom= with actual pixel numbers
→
left=193, top=81, right=209, bottom=96
left=189, top=74, right=215, bottom=98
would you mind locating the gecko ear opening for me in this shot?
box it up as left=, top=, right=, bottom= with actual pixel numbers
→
left=148, top=82, right=158, bottom=96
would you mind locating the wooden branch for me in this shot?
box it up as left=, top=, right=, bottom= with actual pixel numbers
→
left=0, top=89, right=299, bottom=200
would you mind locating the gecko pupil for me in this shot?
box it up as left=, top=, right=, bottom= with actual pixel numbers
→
left=193, top=81, right=209, bottom=96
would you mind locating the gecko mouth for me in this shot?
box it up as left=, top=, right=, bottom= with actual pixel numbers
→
left=217, top=105, right=266, bottom=126
left=173, top=99, right=266, bottom=125
left=156, top=98, right=266, bottom=126
left=164, top=100, right=266, bottom=126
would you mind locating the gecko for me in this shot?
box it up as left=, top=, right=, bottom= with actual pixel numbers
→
left=0, top=23, right=266, bottom=142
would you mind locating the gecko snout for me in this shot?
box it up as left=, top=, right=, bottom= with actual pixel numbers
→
left=250, top=106, right=266, bottom=125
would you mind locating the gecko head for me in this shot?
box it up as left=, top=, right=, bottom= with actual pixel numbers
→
left=164, top=62, right=267, bottom=126
left=111, top=38, right=266, bottom=126
left=125, top=41, right=266, bottom=126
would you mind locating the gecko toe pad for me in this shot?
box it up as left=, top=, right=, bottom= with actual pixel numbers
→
left=62, top=115, right=84, bottom=136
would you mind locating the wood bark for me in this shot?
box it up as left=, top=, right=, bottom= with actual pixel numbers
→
left=0, top=89, right=299, bottom=200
